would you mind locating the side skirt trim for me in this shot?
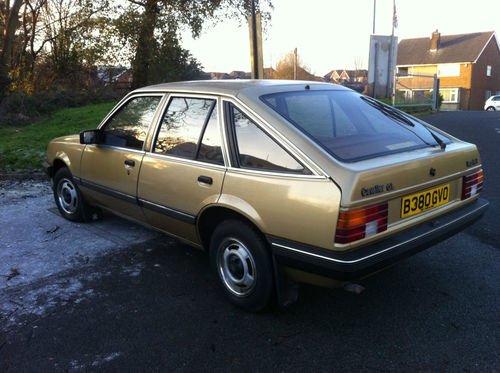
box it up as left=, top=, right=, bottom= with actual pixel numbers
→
left=138, top=199, right=196, bottom=225
left=78, top=178, right=196, bottom=225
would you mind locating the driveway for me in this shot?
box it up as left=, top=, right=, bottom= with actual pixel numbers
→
left=0, top=111, right=499, bottom=372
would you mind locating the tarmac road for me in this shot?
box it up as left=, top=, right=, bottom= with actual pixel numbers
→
left=0, top=111, right=499, bottom=372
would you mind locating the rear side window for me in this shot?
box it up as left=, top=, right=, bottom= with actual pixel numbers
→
left=154, top=97, right=223, bottom=165
left=261, top=90, right=451, bottom=162
left=229, top=105, right=308, bottom=174
left=197, top=108, right=223, bottom=164
left=102, top=96, right=161, bottom=150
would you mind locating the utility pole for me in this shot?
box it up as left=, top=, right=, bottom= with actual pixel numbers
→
left=294, top=48, right=298, bottom=80
left=372, top=0, right=376, bottom=34
left=250, top=0, right=259, bottom=79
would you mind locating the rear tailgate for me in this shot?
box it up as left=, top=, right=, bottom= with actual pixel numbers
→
left=332, top=141, right=483, bottom=249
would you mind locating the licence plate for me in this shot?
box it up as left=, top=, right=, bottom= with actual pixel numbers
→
left=401, top=184, right=450, bottom=218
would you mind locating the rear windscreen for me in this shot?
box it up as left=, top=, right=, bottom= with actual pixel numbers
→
left=260, top=90, right=450, bottom=162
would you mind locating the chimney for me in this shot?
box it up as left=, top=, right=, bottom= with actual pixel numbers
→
left=430, top=30, right=440, bottom=51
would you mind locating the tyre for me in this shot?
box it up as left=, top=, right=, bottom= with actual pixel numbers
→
left=209, top=220, right=274, bottom=312
left=53, top=167, right=92, bottom=222
left=487, top=106, right=495, bottom=111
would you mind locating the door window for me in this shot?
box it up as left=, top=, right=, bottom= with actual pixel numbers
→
left=154, top=97, right=223, bottom=165
left=197, top=108, right=224, bottom=164
left=101, top=96, right=161, bottom=150
left=230, top=105, right=307, bottom=174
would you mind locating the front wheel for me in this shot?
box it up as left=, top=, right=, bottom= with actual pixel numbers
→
left=487, top=106, right=496, bottom=111
left=53, top=167, right=91, bottom=222
left=210, top=220, right=274, bottom=312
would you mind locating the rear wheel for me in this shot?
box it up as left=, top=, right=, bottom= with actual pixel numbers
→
left=209, top=220, right=273, bottom=312
left=53, top=167, right=93, bottom=222
left=487, top=106, right=495, bottom=111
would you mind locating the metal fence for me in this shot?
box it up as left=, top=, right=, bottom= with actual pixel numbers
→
left=393, top=73, right=440, bottom=110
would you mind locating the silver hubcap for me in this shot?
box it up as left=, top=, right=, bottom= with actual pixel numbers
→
left=57, top=178, right=78, bottom=215
left=217, top=238, right=256, bottom=297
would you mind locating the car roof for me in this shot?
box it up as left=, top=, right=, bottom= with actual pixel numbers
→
left=133, top=79, right=350, bottom=97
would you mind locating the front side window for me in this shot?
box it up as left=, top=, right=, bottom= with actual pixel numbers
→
left=154, top=97, right=223, bottom=164
left=261, top=90, right=451, bottom=162
left=230, top=105, right=307, bottom=174
left=102, top=96, right=161, bottom=150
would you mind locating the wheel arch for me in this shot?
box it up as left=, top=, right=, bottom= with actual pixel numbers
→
left=52, top=158, right=69, bottom=176
left=197, top=206, right=267, bottom=251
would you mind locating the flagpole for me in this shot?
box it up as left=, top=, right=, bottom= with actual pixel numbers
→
left=386, top=0, right=396, bottom=98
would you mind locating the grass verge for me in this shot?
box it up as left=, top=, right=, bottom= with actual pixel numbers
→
left=0, top=102, right=115, bottom=173
left=376, top=98, right=436, bottom=117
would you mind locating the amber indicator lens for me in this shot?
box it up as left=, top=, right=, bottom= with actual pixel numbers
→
left=462, top=169, right=483, bottom=199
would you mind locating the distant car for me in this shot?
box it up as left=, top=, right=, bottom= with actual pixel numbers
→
left=484, top=95, right=500, bottom=110
left=44, top=80, right=488, bottom=311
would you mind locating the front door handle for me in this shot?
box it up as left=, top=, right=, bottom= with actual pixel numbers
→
left=124, top=159, right=135, bottom=167
left=198, top=176, right=213, bottom=185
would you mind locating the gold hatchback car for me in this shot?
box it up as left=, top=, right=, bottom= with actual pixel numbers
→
left=44, top=80, right=488, bottom=311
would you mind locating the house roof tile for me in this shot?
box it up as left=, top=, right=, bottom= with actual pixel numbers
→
left=397, top=31, right=496, bottom=65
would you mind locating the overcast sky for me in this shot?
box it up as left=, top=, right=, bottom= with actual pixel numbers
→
left=180, top=0, right=500, bottom=76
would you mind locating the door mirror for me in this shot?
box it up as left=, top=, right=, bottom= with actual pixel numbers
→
left=80, top=129, right=101, bottom=144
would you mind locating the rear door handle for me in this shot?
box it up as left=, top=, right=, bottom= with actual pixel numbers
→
left=198, top=176, right=213, bottom=185
left=124, top=159, right=135, bottom=167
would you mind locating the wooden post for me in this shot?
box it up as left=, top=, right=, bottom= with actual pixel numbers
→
left=248, top=0, right=264, bottom=79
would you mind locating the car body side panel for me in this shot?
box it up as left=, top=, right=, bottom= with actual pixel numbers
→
left=219, top=171, right=341, bottom=250
left=46, top=136, right=84, bottom=177
left=138, top=154, right=226, bottom=244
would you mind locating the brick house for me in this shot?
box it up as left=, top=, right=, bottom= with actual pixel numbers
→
left=324, top=69, right=368, bottom=93
left=397, top=30, right=500, bottom=110
left=323, top=70, right=341, bottom=82
left=324, top=69, right=367, bottom=83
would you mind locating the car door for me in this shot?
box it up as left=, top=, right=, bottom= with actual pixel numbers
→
left=79, top=94, right=164, bottom=219
left=494, top=96, right=500, bottom=110
left=138, top=95, right=226, bottom=244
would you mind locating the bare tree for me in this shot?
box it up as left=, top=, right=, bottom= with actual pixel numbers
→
left=273, top=51, right=315, bottom=81
left=353, top=56, right=364, bottom=81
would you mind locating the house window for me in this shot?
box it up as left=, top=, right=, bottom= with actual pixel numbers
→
left=440, top=88, right=459, bottom=103
left=437, top=64, right=460, bottom=77
left=487, top=65, right=492, bottom=76
left=398, top=67, right=409, bottom=76
left=486, top=91, right=492, bottom=100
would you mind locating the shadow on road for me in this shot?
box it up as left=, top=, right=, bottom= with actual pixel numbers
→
left=2, top=230, right=497, bottom=372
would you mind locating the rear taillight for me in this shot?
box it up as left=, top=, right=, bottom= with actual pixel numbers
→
left=462, top=169, right=483, bottom=199
left=335, top=202, right=388, bottom=244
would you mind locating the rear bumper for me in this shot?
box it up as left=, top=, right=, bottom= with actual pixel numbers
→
left=269, top=198, right=489, bottom=280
